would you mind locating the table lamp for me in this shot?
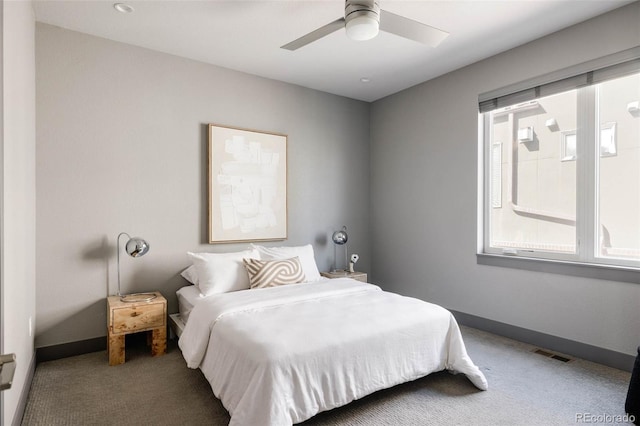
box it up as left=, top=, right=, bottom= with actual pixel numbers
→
left=331, top=226, right=348, bottom=272
left=117, top=232, right=156, bottom=303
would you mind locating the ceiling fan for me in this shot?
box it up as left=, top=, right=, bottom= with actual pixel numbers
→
left=281, top=0, right=449, bottom=51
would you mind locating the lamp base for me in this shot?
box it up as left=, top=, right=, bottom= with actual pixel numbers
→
left=120, top=292, right=157, bottom=303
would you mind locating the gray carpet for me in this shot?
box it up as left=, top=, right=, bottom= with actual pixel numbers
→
left=22, top=327, right=633, bottom=425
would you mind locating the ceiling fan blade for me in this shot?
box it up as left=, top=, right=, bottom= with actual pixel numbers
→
left=281, top=18, right=345, bottom=51
left=379, top=10, right=449, bottom=47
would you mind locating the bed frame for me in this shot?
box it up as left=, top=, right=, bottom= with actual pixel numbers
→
left=168, top=313, right=185, bottom=338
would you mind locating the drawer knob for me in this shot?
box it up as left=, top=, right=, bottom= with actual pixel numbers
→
left=131, top=311, right=140, bottom=317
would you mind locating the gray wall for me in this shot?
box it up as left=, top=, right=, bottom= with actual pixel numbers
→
left=35, top=3, right=640, bottom=362
left=2, top=2, right=37, bottom=424
left=370, top=3, right=640, bottom=358
left=35, top=24, right=370, bottom=348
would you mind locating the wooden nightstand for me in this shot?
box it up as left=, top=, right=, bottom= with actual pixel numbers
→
left=321, top=271, right=367, bottom=283
left=107, top=292, right=167, bottom=366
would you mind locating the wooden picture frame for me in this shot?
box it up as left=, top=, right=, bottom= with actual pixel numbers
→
left=208, top=124, right=288, bottom=243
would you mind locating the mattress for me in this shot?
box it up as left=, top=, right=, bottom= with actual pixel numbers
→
left=176, top=285, right=203, bottom=324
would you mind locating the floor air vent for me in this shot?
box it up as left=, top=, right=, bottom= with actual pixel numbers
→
left=533, top=348, right=572, bottom=363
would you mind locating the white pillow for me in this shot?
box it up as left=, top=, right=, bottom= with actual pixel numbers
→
left=251, top=244, right=322, bottom=282
left=187, top=249, right=259, bottom=296
left=180, top=265, right=199, bottom=287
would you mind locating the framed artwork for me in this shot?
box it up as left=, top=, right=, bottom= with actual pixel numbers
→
left=208, top=124, right=288, bottom=243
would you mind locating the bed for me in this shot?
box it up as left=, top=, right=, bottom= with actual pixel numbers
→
left=177, top=274, right=487, bottom=425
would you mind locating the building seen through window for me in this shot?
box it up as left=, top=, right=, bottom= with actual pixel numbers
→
left=482, top=70, right=640, bottom=268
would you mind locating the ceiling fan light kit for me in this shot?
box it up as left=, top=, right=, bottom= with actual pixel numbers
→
left=281, top=0, right=449, bottom=51
left=345, top=0, right=380, bottom=41
left=113, top=3, right=134, bottom=14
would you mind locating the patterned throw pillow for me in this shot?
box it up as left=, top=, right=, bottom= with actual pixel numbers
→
left=243, top=257, right=306, bottom=289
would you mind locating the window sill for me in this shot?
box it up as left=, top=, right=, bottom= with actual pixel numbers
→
left=476, top=253, right=640, bottom=284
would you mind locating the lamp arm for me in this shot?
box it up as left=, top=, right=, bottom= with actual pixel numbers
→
left=116, top=232, right=131, bottom=297
left=344, top=242, right=348, bottom=273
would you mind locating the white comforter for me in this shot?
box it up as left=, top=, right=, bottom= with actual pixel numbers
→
left=179, top=279, right=488, bottom=426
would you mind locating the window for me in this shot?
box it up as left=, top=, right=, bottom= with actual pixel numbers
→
left=561, top=130, right=577, bottom=162
left=480, top=54, right=640, bottom=269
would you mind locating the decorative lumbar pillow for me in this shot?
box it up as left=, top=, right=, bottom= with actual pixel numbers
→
left=251, top=244, right=322, bottom=282
left=243, top=257, right=306, bottom=289
left=187, top=249, right=259, bottom=296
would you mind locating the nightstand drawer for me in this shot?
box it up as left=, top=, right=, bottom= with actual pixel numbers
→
left=321, top=271, right=367, bottom=283
left=350, top=273, right=367, bottom=283
left=110, top=303, right=164, bottom=334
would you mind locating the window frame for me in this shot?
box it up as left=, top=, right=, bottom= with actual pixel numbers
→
left=478, top=48, right=640, bottom=272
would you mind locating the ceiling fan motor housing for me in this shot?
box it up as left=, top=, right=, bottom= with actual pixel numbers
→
left=345, top=0, right=380, bottom=41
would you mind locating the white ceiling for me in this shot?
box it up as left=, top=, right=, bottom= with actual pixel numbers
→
left=33, top=0, right=633, bottom=102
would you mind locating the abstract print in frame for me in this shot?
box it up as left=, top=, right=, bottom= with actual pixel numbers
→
left=208, top=124, right=288, bottom=243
